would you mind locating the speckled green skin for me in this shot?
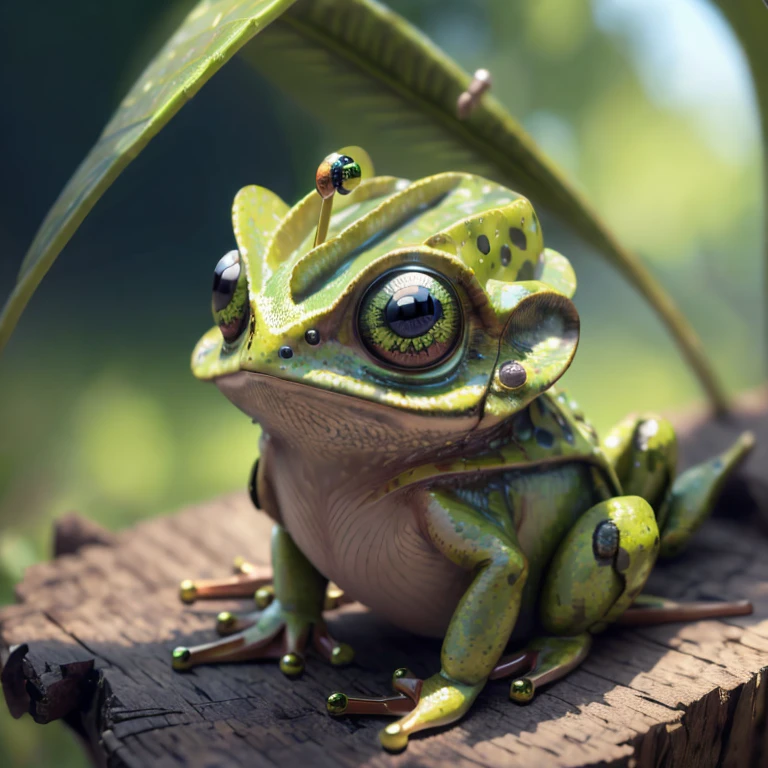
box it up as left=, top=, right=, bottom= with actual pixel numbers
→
left=189, top=151, right=752, bottom=750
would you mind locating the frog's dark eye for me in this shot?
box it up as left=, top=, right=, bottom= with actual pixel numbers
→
left=358, top=270, right=462, bottom=369
left=212, top=250, right=249, bottom=344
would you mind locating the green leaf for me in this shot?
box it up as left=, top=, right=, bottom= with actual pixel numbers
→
left=0, top=0, right=727, bottom=410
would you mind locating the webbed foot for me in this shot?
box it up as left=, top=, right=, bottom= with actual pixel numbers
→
left=174, top=556, right=352, bottom=673
left=327, top=668, right=483, bottom=752
left=173, top=599, right=354, bottom=674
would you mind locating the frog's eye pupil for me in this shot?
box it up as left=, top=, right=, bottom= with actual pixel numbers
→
left=385, top=286, right=443, bottom=338
left=212, top=250, right=240, bottom=311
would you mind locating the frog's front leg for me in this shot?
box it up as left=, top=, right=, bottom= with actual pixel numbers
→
left=172, top=524, right=353, bottom=674
left=331, top=489, right=529, bottom=751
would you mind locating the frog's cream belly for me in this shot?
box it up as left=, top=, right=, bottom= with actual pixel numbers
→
left=276, top=474, right=470, bottom=638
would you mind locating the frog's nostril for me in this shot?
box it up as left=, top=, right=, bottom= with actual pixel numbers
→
left=304, top=329, right=321, bottom=345
left=278, top=345, right=294, bottom=360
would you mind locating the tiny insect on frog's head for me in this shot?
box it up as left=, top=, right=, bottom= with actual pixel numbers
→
left=191, top=148, right=580, bottom=459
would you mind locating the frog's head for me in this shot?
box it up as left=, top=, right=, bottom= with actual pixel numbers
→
left=192, top=149, right=579, bottom=460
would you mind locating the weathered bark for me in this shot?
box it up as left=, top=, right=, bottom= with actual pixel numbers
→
left=1, top=388, right=767, bottom=767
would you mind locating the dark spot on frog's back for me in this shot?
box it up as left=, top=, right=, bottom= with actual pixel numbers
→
left=534, top=428, right=554, bottom=448
left=477, top=234, right=490, bottom=255
left=509, top=227, right=527, bottom=250
left=513, top=409, right=534, bottom=441
left=500, top=243, right=511, bottom=267
left=516, top=261, right=534, bottom=281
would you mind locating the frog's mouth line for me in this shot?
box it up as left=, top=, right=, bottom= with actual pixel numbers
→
left=209, top=365, right=511, bottom=467
left=212, top=366, right=490, bottom=426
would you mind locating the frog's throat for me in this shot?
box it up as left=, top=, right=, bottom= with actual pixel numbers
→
left=212, top=368, right=620, bottom=502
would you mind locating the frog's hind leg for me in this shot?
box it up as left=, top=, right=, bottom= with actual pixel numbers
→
left=602, top=413, right=678, bottom=511
left=505, top=495, right=659, bottom=704
left=658, top=431, right=755, bottom=558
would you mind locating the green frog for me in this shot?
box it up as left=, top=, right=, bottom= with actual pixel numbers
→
left=173, top=148, right=754, bottom=751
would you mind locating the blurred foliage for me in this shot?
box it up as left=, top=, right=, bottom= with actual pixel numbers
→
left=0, top=0, right=764, bottom=765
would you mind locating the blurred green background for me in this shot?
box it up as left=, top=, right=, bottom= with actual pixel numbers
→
left=0, top=0, right=764, bottom=765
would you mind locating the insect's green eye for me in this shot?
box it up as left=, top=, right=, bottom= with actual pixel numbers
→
left=212, top=250, right=249, bottom=344
left=358, top=270, right=462, bottom=369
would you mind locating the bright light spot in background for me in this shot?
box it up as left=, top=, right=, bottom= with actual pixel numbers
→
left=593, top=0, right=760, bottom=162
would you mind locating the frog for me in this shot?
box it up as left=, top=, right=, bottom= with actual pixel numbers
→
left=172, top=147, right=755, bottom=751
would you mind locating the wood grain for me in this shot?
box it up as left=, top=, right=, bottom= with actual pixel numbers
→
left=1, top=388, right=766, bottom=767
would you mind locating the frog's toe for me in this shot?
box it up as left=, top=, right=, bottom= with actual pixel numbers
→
left=509, top=677, right=535, bottom=703
left=279, top=651, right=305, bottom=677
left=171, top=605, right=287, bottom=670
left=323, top=582, right=348, bottom=611
left=326, top=691, right=350, bottom=715
left=312, top=621, right=355, bottom=666
left=171, top=646, right=193, bottom=671
left=216, top=609, right=260, bottom=636
left=177, top=568, right=272, bottom=605
left=254, top=585, right=275, bottom=609
left=232, top=556, right=260, bottom=575
left=380, top=723, right=409, bottom=752
left=326, top=668, right=420, bottom=717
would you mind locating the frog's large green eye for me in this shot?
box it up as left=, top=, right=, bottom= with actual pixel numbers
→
left=212, top=250, right=249, bottom=344
left=358, top=270, right=462, bottom=369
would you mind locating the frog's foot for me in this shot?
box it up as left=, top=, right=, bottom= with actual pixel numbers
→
left=496, top=634, right=592, bottom=703
left=619, top=593, right=753, bottom=626
left=172, top=600, right=354, bottom=674
left=327, top=669, right=483, bottom=752
left=178, top=557, right=272, bottom=605
left=659, top=431, right=755, bottom=557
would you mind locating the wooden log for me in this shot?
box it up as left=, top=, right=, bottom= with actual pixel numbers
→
left=1, top=389, right=767, bottom=767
